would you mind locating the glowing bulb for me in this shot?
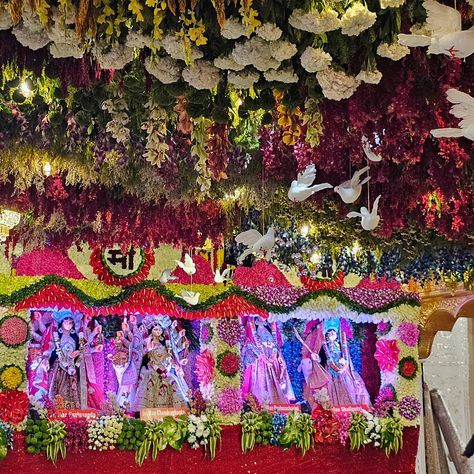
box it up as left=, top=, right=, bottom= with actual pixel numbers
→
left=310, top=251, right=321, bottom=264
left=20, top=79, right=33, bottom=98
left=43, top=162, right=52, bottom=177
left=237, top=98, right=243, bottom=106
left=352, top=241, right=361, bottom=256
left=224, top=193, right=230, bottom=199
left=300, top=225, right=309, bottom=237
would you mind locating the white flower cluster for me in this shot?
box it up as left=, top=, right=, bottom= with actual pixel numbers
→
left=256, top=23, right=282, bottom=41
left=101, top=95, right=131, bottom=144
left=232, top=37, right=278, bottom=71
left=221, top=17, right=248, bottom=39
left=96, top=45, right=134, bottom=70
left=269, top=39, right=298, bottom=62
left=264, top=66, right=298, bottom=83
left=47, top=20, right=83, bottom=59
left=377, top=42, right=410, bottom=60
left=363, top=413, right=382, bottom=447
left=126, top=31, right=153, bottom=50
left=228, top=69, right=260, bottom=89
left=13, top=7, right=49, bottom=51
left=300, top=46, right=332, bottom=73
left=356, top=68, right=383, bottom=84
left=214, top=54, right=245, bottom=71
left=409, top=23, right=432, bottom=36
left=182, top=60, right=221, bottom=90
left=28, top=396, right=48, bottom=419
left=145, top=55, right=182, bottom=84
left=288, top=8, right=341, bottom=34
left=316, top=67, right=360, bottom=100
left=88, top=415, right=123, bottom=451
left=380, top=0, right=406, bottom=8
left=187, top=413, right=211, bottom=449
left=162, top=34, right=203, bottom=62
left=340, top=3, right=376, bottom=36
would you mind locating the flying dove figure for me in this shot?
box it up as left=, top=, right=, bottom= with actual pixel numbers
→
left=174, top=254, right=196, bottom=276
left=431, top=88, right=474, bottom=141
left=159, top=268, right=178, bottom=284
left=334, top=166, right=371, bottom=204
left=214, top=268, right=231, bottom=284
left=398, top=0, right=474, bottom=59
left=176, top=290, right=200, bottom=306
left=235, top=226, right=275, bottom=263
left=288, top=164, right=332, bottom=202
left=362, top=137, right=382, bottom=162
left=347, top=195, right=382, bottom=231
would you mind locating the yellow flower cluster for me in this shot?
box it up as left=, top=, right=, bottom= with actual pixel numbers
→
left=177, top=11, right=207, bottom=63
left=277, top=103, right=303, bottom=146
left=239, top=0, right=261, bottom=36
left=0, top=365, right=23, bottom=390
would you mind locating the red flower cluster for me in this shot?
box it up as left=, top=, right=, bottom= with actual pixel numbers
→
left=312, top=407, right=342, bottom=444
left=217, top=351, right=240, bottom=377
left=0, top=390, right=29, bottom=424
left=398, top=356, right=418, bottom=380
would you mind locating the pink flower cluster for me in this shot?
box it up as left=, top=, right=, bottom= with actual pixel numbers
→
left=217, top=387, right=243, bottom=415
left=397, top=322, right=420, bottom=347
left=217, top=318, right=243, bottom=346
left=0, top=316, right=28, bottom=347
left=374, top=339, right=400, bottom=372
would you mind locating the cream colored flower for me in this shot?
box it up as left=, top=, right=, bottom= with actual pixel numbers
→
left=221, top=17, right=247, bottom=39
left=0, top=8, right=12, bottom=30
left=289, top=8, right=341, bottom=34
left=380, top=0, right=405, bottom=8
left=96, top=45, right=134, bottom=70
left=340, top=3, right=376, bottom=36
left=300, top=46, right=332, bottom=72
left=377, top=42, right=410, bottom=60
left=214, top=54, right=245, bottom=71
left=182, top=60, right=221, bottom=90
left=264, top=66, right=298, bottom=83
left=356, top=68, right=383, bottom=84
left=228, top=69, right=260, bottom=89
left=145, top=55, right=182, bottom=84
left=316, top=67, right=360, bottom=100
left=13, top=27, right=50, bottom=50
left=269, top=39, right=298, bottom=61
left=232, top=37, right=280, bottom=71
left=162, top=34, right=203, bottom=62
left=256, top=23, right=282, bottom=41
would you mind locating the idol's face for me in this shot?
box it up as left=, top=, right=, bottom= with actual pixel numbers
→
left=62, top=318, right=74, bottom=331
left=152, top=326, right=163, bottom=338
left=326, top=330, right=337, bottom=342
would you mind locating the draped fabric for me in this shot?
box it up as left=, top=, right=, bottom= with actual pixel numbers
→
left=4, top=427, right=419, bottom=474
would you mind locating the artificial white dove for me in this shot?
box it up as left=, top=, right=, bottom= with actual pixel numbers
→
left=431, top=88, right=474, bottom=141
left=398, top=0, right=474, bottom=59
left=362, top=136, right=382, bottom=162
left=159, top=268, right=178, bottom=284
left=174, top=253, right=196, bottom=276
left=334, top=166, right=371, bottom=204
left=176, top=290, right=200, bottom=306
left=288, top=164, right=332, bottom=202
left=214, top=268, right=231, bottom=284
left=235, top=226, right=275, bottom=263
left=347, top=195, right=382, bottom=231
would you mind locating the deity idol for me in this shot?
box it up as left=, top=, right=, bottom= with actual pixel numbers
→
left=79, top=321, right=105, bottom=409
left=321, top=319, right=371, bottom=408
left=27, top=311, right=49, bottom=402
left=242, top=317, right=295, bottom=406
left=108, top=330, right=130, bottom=405
left=44, top=310, right=82, bottom=409
left=296, top=322, right=331, bottom=409
left=132, top=317, right=190, bottom=411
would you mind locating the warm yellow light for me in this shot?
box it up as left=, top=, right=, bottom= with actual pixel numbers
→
left=43, top=162, right=52, bottom=177
left=352, top=241, right=361, bottom=256
left=310, top=251, right=321, bottom=264
left=300, top=224, right=309, bottom=237
left=20, top=79, right=33, bottom=98
left=236, top=98, right=243, bottom=106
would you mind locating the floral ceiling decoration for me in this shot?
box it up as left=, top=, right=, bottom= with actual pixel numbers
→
left=0, top=0, right=470, bottom=281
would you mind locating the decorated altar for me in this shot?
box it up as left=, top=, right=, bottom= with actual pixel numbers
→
left=0, top=247, right=421, bottom=474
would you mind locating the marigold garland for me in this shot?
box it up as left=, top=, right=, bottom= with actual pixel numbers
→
left=0, top=364, right=25, bottom=390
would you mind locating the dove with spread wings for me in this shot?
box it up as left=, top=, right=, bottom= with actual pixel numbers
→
left=235, top=226, right=275, bottom=264
left=347, top=195, right=382, bottom=231
left=398, top=0, right=474, bottom=59
left=176, top=290, right=200, bottom=306
left=174, top=253, right=196, bottom=276
left=334, top=166, right=371, bottom=204
left=431, top=88, right=474, bottom=141
left=288, top=164, right=332, bottom=202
